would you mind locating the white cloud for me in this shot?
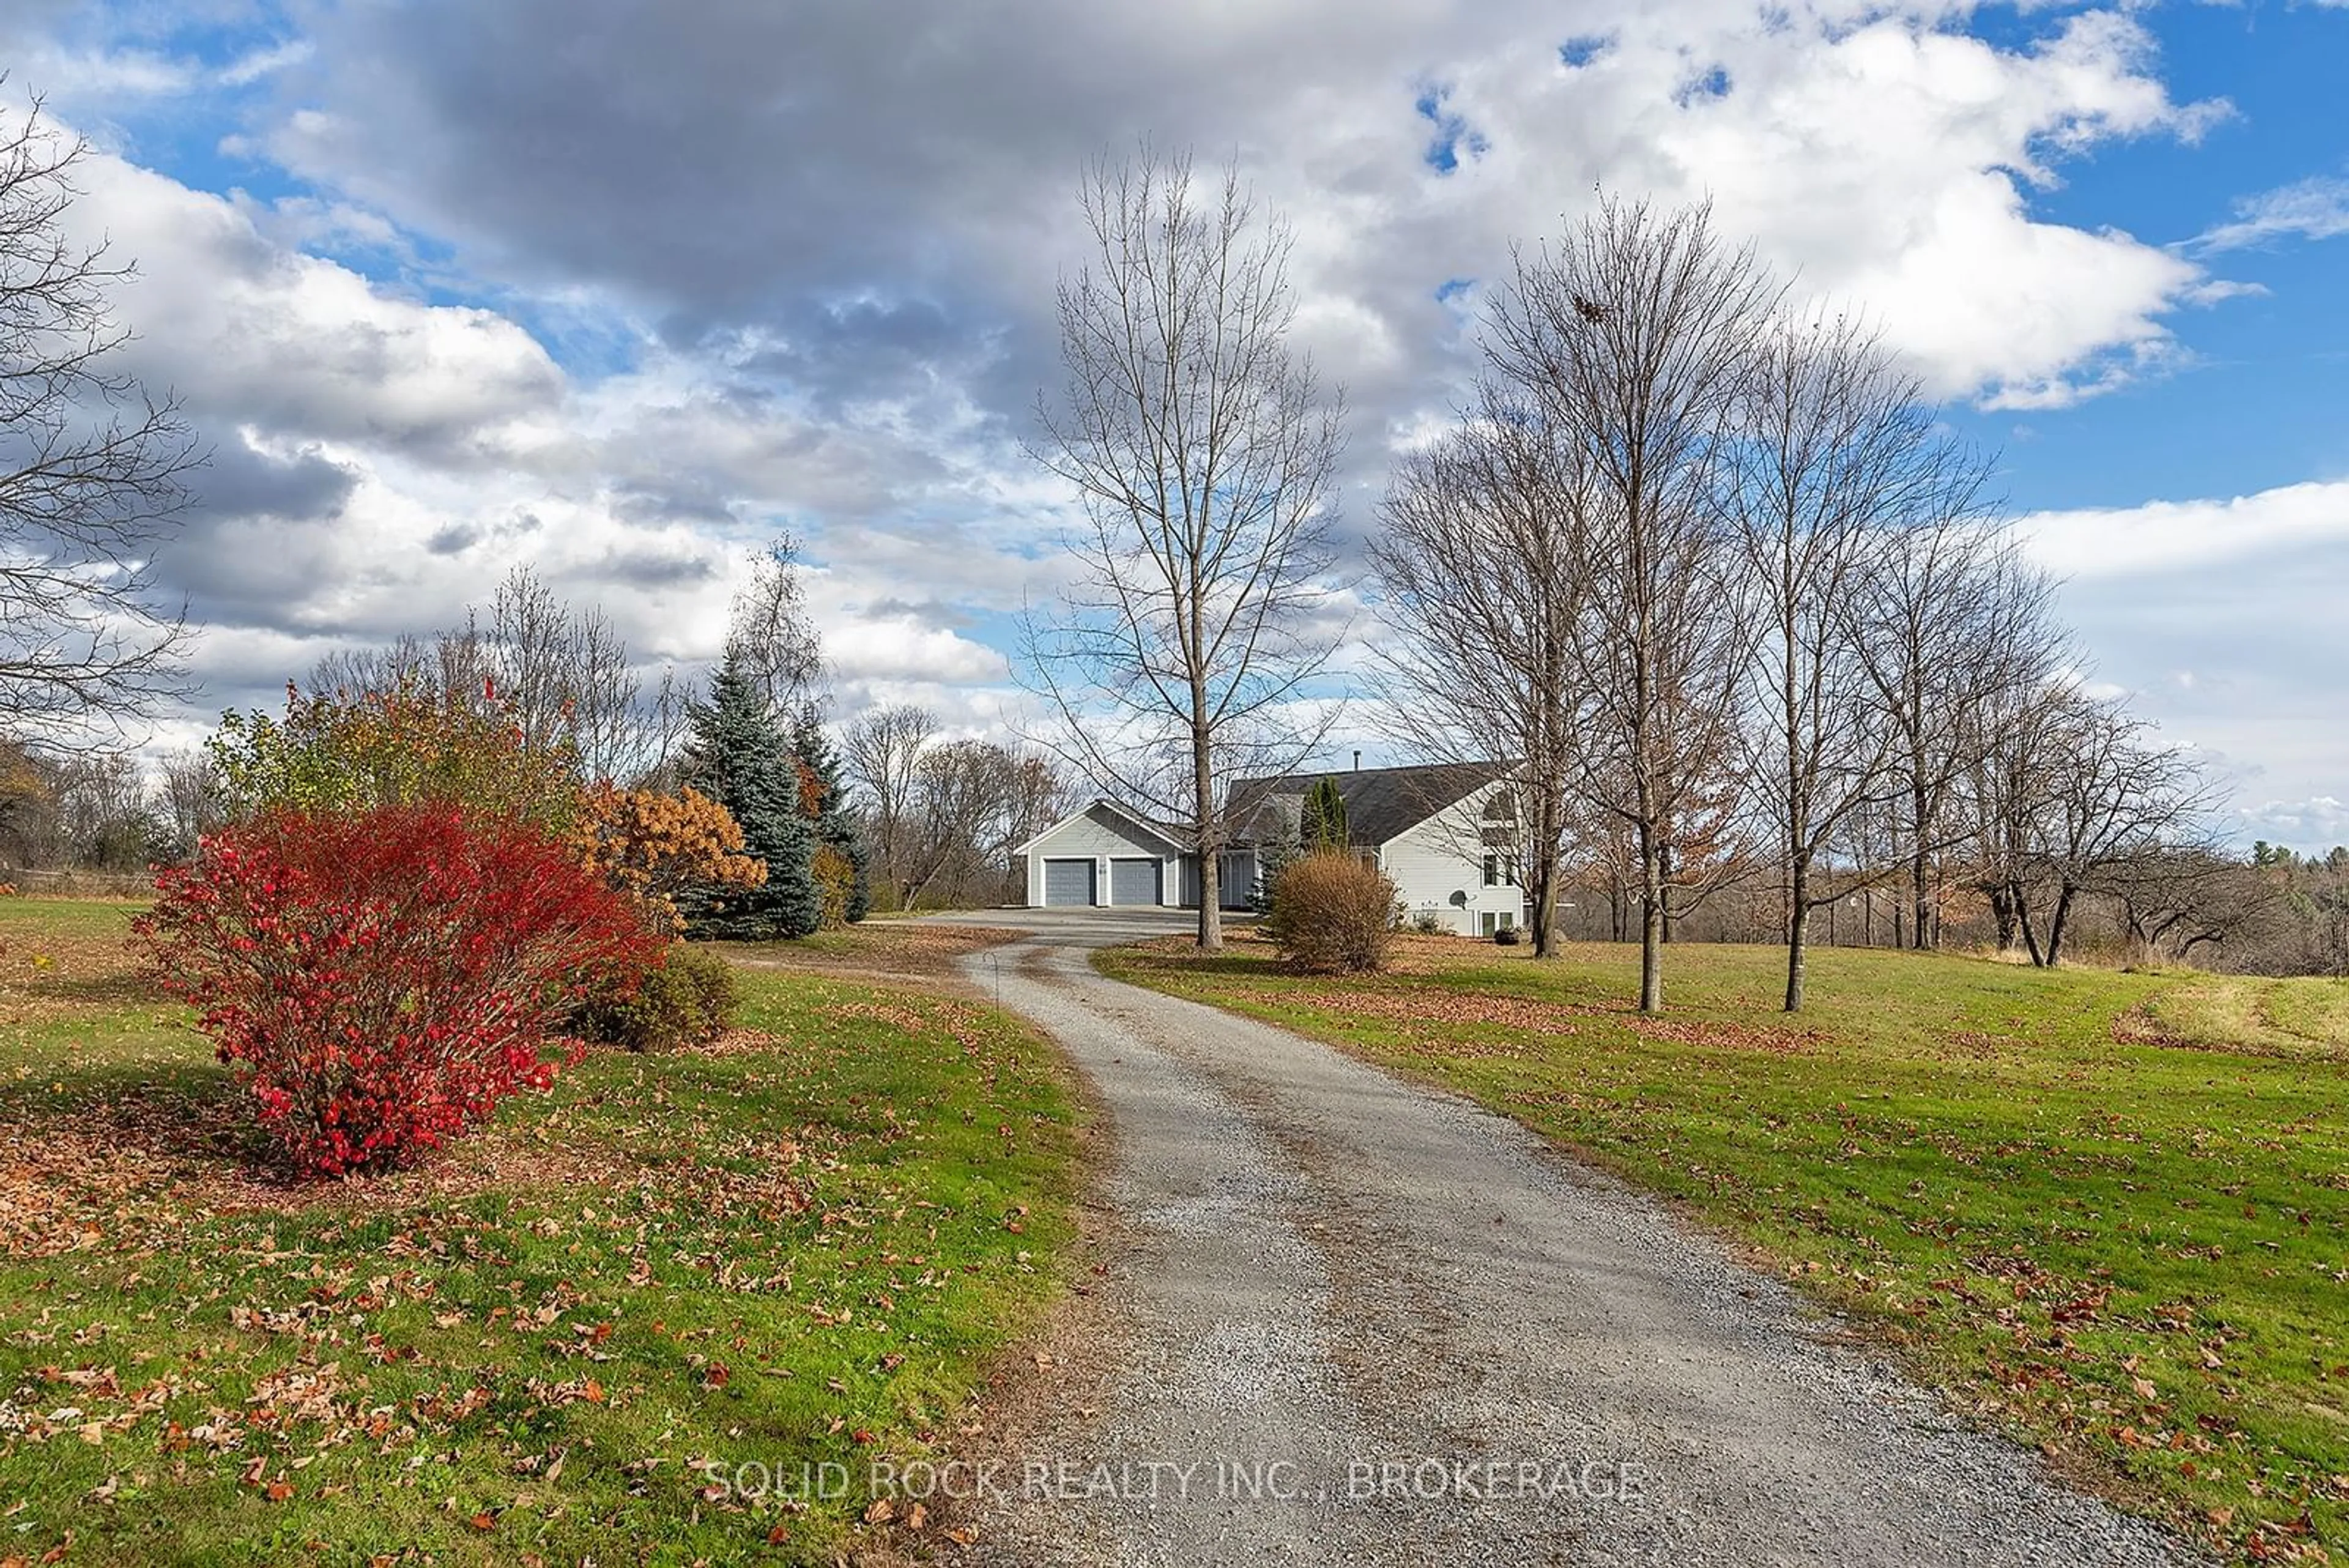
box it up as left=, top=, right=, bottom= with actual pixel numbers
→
left=2194, top=174, right=2349, bottom=253
left=2238, top=797, right=2349, bottom=850
left=2, top=2, right=2323, bottom=803
left=2018, top=480, right=2349, bottom=580
left=2017, top=481, right=2349, bottom=852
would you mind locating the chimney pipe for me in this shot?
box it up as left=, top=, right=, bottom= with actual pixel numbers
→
left=1353, top=750, right=1361, bottom=771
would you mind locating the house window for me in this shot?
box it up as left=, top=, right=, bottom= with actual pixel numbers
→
left=1482, top=853, right=1518, bottom=886
left=1479, top=910, right=1517, bottom=935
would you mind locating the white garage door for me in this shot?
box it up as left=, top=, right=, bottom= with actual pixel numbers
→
left=1042, top=857, right=1096, bottom=907
left=1109, top=857, right=1163, bottom=906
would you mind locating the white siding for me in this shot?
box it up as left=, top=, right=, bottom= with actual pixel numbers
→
left=1378, top=794, right=1527, bottom=936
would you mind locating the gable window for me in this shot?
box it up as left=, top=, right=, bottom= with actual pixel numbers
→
left=1482, top=852, right=1518, bottom=886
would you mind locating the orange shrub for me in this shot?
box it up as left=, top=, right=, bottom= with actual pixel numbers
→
left=1263, top=850, right=1398, bottom=974
left=572, top=784, right=765, bottom=928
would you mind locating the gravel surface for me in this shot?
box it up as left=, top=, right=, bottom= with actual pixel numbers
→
left=948, top=929, right=2205, bottom=1568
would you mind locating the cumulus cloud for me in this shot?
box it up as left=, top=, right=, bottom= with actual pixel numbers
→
left=2017, top=481, right=2349, bottom=852
left=0, top=1, right=2323, bottom=813
left=251, top=0, right=2227, bottom=423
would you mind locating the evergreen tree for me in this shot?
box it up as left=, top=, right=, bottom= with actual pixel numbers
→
left=681, top=653, right=822, bottom=939
left=1301, top=776, right=1349, bottom=852
left=1250, top=811, right=1301, bottom=915
left=789, top=708, right=870, bottom=924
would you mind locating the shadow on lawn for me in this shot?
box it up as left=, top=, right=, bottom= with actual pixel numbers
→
left=34, top=970, right=165, bottom=1008
left=0, top=1056, right=275, bottom=1169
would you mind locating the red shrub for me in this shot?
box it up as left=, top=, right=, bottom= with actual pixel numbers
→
left=135, top=804, right=664, bottom=1178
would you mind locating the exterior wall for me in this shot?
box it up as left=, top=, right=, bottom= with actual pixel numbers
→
left=1022, top=804, right=1184, bottom=907
left=1178, top=850, right=1260, bottom=910
left=1379, top=795, right=1528, bottom=936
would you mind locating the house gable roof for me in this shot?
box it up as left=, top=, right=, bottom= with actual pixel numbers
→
left=1227, top=760, right=1512, bottom=849
left=1014, top=797, right=1191, bottom=856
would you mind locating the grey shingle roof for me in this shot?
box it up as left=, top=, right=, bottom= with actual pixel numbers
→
left=1226, top=760, right=1512, bottom=849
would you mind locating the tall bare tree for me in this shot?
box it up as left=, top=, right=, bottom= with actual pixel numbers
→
left=1373, top=381, right=1593, bottom=957
left=843, top=702, right=938, bottom=908
left=1024, top=147, right=1345, bottom=950
left=1855, top=524, right=2062, bottom=948
left=1486, top=196, right=1776, bottom=1012
left=157, top=747, right=223, bottom=860
left=1, top=97, right=199, bottom=750
left=728, top=534, right=825, bottom=727
left=305, top=564, right=686, bottom=787
left=1726, top=314, right=1976, bottom=1009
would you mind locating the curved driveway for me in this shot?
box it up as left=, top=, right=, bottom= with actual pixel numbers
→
left=945, top=918, right=2199, bottom=1567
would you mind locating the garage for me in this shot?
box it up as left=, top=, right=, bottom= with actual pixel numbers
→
left=1108, top=856, right=1163, bottom=907
left=1041, top=857, right=1097, bottom=907
left=1018, top=801, right=1187, bottom=910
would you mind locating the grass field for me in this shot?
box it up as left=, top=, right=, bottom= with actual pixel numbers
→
left=0, top=898, right=1077, bottom=1566
left=1100, top=933, right=2349, bottom=1564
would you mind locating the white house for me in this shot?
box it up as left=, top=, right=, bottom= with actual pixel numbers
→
left=1016, top=761, right=1531, bottom=935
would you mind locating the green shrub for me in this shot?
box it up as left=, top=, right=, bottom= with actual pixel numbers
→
left=1264, top=850, right=1398, bottom=975
left=571, top=943, right=740, bottom=1051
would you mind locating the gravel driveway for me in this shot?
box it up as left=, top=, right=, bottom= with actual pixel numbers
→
left=948, top=931, right=2202, bottom=1568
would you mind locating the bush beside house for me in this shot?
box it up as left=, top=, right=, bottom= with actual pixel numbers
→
left=1264, top=849, right=1398, bottom=974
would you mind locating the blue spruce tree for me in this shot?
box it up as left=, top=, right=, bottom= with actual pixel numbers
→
left=682, top=653, right=823, bottom=940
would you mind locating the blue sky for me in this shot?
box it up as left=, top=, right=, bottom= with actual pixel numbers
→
left=4, top=0, right=2346, bottom=847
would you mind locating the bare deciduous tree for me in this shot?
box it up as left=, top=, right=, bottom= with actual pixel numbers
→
left=1023, top=147, right=1345, bottom=951
left=305, top=564, right=689, bottom=787
left=2005, top=691, right=2211, bottom=967
left=1488, top=196, right=1777, bottom=1012
left=1, top=96, right=199, bottom=751
left=1726, top=314, right=1979, bottom=1009
left=157, top=747, right=223, bottom=860
left=843, top=702, right=938, bottom=908
left=1857, top=529, right=2063, bottom=949
left=728, top=535, right=825, bottom=727
left=1372, top=382, right=1593, bottom=957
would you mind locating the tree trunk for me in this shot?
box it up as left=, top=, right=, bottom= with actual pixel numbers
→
left=1989, top=885, right=2016, bottom=950
left=1530, top=866, right=1559, bottom=958
left=1910, top=845, right=1932, bottom=951
left=1638, top=824, right=1664, bottom=1013
left=1659, top=842, right=1677, bottom=945
left=1785, top=853, right=1811, bottom=1012
left=2045, top=882, right=2076, bottom=967
left=1192, top=719, right=1222, bottom=951
left=2013, top=879, right=2047, bottom=967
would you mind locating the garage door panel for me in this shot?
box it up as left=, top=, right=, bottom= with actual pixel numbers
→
left=1042, top=858, right=1096, bottom=907
left=1109, top=857, right=1162, bottom=906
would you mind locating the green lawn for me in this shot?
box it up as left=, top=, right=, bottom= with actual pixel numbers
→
left=1100, top=933, right=2349, bottom=1564
left=0, top=898, right=1077, bottom=1566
